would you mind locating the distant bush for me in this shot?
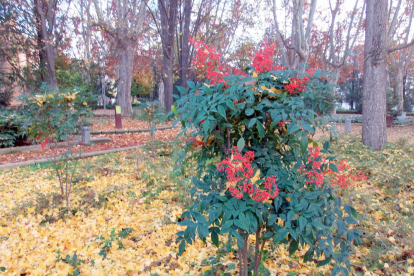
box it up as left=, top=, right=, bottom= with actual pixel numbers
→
left=96, top=104, right=116, bottom=109
left=394, top=117, right=413, bottom=125
left=320, top=114, right=363, bottom=123
left=0, top=107, right=26, bottom=147
left=336, top=109, right=359, bottom=114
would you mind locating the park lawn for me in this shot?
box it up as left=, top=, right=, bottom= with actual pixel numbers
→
left=0, top=138, right=413, bottom=276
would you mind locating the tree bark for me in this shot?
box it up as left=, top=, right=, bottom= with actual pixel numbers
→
left=178, top=0, right=192, bottom=90
left=362, top=0, right=388, bottom=150
left=159, top=0, right=178, bottom=112
left=117, top=42, right=134, bottom=116
left=272, top=0, right=316, bottom=70
left=393, top=67, right=404, bottom=112
left=35, top=0, right=58, bottom=89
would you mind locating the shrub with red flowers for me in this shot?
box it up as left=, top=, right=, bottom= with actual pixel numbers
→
left=185, top=137, right=205, bottom=149
left=299, top=146, right=367, bottom=188
left=252, top=39, right=286, bottom=73
left=189, top=38, right=248, bottom=85
left=174, top=41, right=360, bottom=276
left=284, top=75, right=310, bottom=94
left=217, top=148, right=279, bottom=201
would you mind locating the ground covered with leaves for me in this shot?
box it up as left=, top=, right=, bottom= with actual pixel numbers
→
left=0, top=136, right=413, bottom=275
left=0, top=118, right=180, bottom=165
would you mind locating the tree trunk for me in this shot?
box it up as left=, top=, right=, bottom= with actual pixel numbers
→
left=178, top=0, right=192, bottom=90
left=328, top=66, right=340, bottom=115
left=158, top=81, right=165, bottom=108
left=45, top=41, right=57, bottom=88
left=34, top=0, right=47, bottom=82
left=35, top=0, right=58, bottom=89
left=162, top=53, right=174, bottom=112
left=117, top=43, right=134, bottom=116
left=362, top=0, right=388, bottom=150
left=393, top=67, right=404, bottom=112
left=159, top=0, right=178, bottom=112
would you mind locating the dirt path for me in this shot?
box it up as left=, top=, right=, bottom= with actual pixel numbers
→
left=315, top=123, right=414, bottom=143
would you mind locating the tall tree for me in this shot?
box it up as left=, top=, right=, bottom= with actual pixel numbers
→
left=272, top=0, right=317, bottom=70
left=92, top=0, right=147, bottom=116
left=35, top=0, right=59, bottom=88
left=362, top=0, right=388, bottom=150
left=176, top=0, right=192, bottom=90
left=387, top=0, right=414, bottom=112
left=149, top=0, right=178, bottom=112
left=324, top=0, right=365, bottom=114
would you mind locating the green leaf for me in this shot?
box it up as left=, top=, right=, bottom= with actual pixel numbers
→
left=267, top=214, right=278, bottom=226
left=304, top=191, right=321, bottom=200
left=245, top=108, right=254, bottom=116
left=171, top=105, right=177, bottom=115
left=150, top=125, right=156, bottom=137
left=311, top=221, right=326, bottom=229
left=273, top=228, right=288, bottom=244
left=287, top=211, right=295, bottom=223
left=226, top=100, right=236, bottom=111
left=298, top=216, right=307, bottom=232
left=331, top=265, right=349, bottom=276
left=203, top=120, right=210, bottom=134
left=257, top=121, right=265, bottom=138
left=234, top=213, right=250, bottom=232
left=337, top=219, right=346, bottom=235
left=178, top=240, right=186, bottom=255
left=177, top=86, right=187, bottom=94
left=287, top=122, right=300, bottom=134
left=344, top=216, right=358, bottom=225
left=0, top=267, right=5, bottom=272
left=211, top=231, right=219, bottom=247
left=187, top=81, right=196, bottom=89
left=218, top=105, right=227, bottom=119
left=220, top=220, right=234, bottom=234
left=288, top=239, right=299, bottom=255
left=231, top=229, right=245, bottom=249
left=347, top=230, right=355, bottom=242
left=323, top=141, right=330, bottom=150
left=300, top=135, right=308, bottom=155
left=263, top=232, right=273, bottom=239
left=226, top=263, right=236, bottom=272
left=237, top=137, right=245, bottom=152
left=329, top=163, right=339, bottom=173
left=248, top=118, right=257, bottom=129
left=344, top=204, right=358, bottom=218
left=317, top=256, right=332, bottom=267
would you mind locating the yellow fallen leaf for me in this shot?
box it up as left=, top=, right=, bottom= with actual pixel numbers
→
left=250, top=169, right=261, bottom=184
left=27, top=206, right=35, bottom=214
left=270, top=87, right=283, bottom=94
left=253, top=72, right=258, bottom=78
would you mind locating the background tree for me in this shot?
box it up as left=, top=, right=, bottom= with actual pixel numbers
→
left=324, top=0, right=365, bottom=114
left=34, top=0, right=60, bottom=88
left=387, top=0, right=414, bottom=112
left=92, top=0, right=148, bottom=116
left=362, top=0, right=388, bottom=150
left=271, top=0, right=317, bottom=70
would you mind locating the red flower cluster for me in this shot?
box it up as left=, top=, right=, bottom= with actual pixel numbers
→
left=299, top=147, right=367, bottom=187
left=217, top=148, right=279, bottom=202
left=185, top=138, right=204, bottom=148
left=252, top=40, right=286, bottom=74
left=326, top=160, right=367, bottom=188
left=284, top=75, right=309, bottom=94
left=190, top=39, right=252, bottom=86
left=305, top=68, right=315, bottom=76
